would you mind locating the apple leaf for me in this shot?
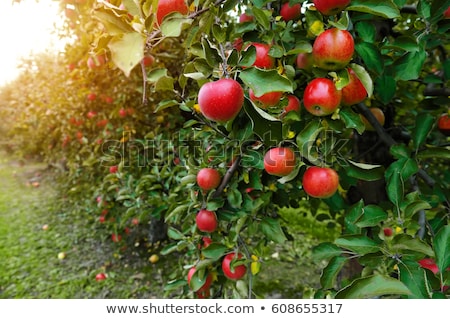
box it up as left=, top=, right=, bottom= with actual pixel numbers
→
left=349, top=63, right=374, bottom=98
left=239, top=68, right=293, bottom=97
left=412, top=112, right=435, bottom=150
left=108, top=32, right=145, bottom=77
left=391, top=234, right=434, bottom=257
left=375, top=74, right=396, bottom=105
left=339, top=107, right=366, bottom=135
left=433, top=225, right=450, bottom=273
left=355, top=21, right=377, bottom=44
left=243, top=99, right=283, bottom=147
left=355, top=205, right=388, bottom=228
left=393, top=50, right=427, bottom=81
left=321, top=256, right=348, bottom=289
left=334, top=235, right=381, bottom=255
left=398, top=259, right=431, bottom=299
left=345, top=160, right=385, bottom=181
left=160, top=15, right=193, bottom=37
left=296, top=119, right=324, bottom=166
left=201, top=243, right=228, bottom=261
left=93, top=8, right=134, bottom=35
left=335, top=275, right=411, bottom=298
left=355, top=42, right=384, bottom=75
left=417, top=147, right=450, bottom=160
left=347, top=0, right=401, bottom=19
left=259, top=217, right=287, bottom=244
left=312, top=242, right=345, bottom=261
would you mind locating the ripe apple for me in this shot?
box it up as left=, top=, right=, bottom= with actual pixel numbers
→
left=104, top=96, right=114, bottom=104
left=444, top=6, right=450, bottom=18
left=95, top=273, right=107, bottom=281
left=142, top=55, right=155, bottom=67
left=302, top=166, right=339, bottom=198
left=87, top=111, right=97, bottom=119
left=296, top=52, right=313, bottom=71
left=283, top=95, right=301, bottom=114
left=280, top=2, right=302, bottom=21
left=313, top=0, right=350, bottom=16
left=198, top=78, right=244, bottom=122
left=111, top=233, right=122, bottom=242
left=109, top=165, right=118, bottom=174
left=222, top=252, right=247, bottom=280
left=118, top=108, right=127, bottom=118
left=360, top=107, right=385, bottom=131
left=87, top=92, right=97, bottom=101
left=196, top=209, right=218, bottom=233
left=249, top=89, right=283, bottom=108
left=263, top=147, right=296, bottom=177
left=96, top=119, right=109, bottom=128
left=247, top=43, right=276, bottom=69
left=438, top=113, right=450, bottom=136
left=239, top=13, right=254, bottom=23
left=341, top=67, right=368, bottom=106
left=303, top=78, right=342, bottom=116
left=156, top=0, right=189, bottom=25
left=87, top=54, right=106, bottom=69
left=187, top=267, right=212, bottom=298
left=196, top=168, right=221, bottom=191
left=201, top=236, right=212, bottom=249
left=312, top=28, right=354, bottom=71
left=418, top=258, right=439, bottom=274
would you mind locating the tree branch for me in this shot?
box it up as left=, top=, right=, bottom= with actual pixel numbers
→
left=423, top=87, right=450, bottom=97
left=212, top=155, right=241, bottom=198
left=355, top=103, right=435, bottom=188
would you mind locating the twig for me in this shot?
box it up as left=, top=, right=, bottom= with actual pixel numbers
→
left=212, top=155, right=241, bottom=197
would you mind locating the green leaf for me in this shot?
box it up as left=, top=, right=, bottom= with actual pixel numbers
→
left=375, top=75, right=396, bottom=105
left=259, top=217, right=287, bottom=244
left=433, top=225, right=450, bottom=273
left=202, top=243, right=228, bottom=261
left=391, top=234, right=435, bottom=257
left=355, top=21, right=376, bottom=43
left=355, top=205, right=388, bottom=228
left=344, top=200, right=364, bottom=235
left=227, top=187, right=243, bottom=209
left=239, top=68, right=293, bottom=97
left=383, top=36, right=420, bottom=53
left=390, top=144, right=410, bottom=159
left=312, top=242, right=345, bottom=261
left=164, top=279, right=186, bottom=292
left=251, top=6, right=270, bottom=30
left=355, top=42, right=384, bottom=74
left=334, top=235, right=381, bottom=255
left=160, top=16, right=193, bottom=37
left=335, top=275, right=411, bottom=298
left=243, top=99, right=283, bottom=147
left=93, top=9, right=134, bottom=35
left=339, top=107, right=366, bottom=135
left=108, top=32, right=145, bottom=77
left=349, top=63, right=374, bottom=98
left=167, top=226, right=185, bottom=240
left=398, top=260, right=431, bottom=299
left=413, top=113, right=435, bottom=150
left=393, top=50, right=427, bottom=81
left=347, top=0, right=401, bottom=19
left=345, top=160, right=385, bottom=181
left=188, top=268, right=210, bottom=292
left=296, top=119, right=324, bottom=165
left=321, top=256, right=348, bottom=289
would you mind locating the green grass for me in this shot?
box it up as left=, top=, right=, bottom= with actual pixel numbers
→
left=0, top=153, right=173, bottom=298
left=0, top=152, right=333, bottom=299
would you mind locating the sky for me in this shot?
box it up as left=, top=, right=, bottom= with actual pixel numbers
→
left=0, top=0, right=64, bottom=85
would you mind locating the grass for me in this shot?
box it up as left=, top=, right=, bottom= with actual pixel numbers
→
left=0, top=151, right=331, bottom=299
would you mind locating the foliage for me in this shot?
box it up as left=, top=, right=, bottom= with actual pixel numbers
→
left=1, top=0, right=449, bottom=299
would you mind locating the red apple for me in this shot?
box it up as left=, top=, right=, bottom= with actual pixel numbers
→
left=99, top=216, right=106, bottom=223
left=249, top=89, right=283, bottom=108
left=444, top=6, right=450, bottom=18
left=264, top=147, right=296, bottom=177
left=196, top=209, right=218, bottom=233
left=87, top=92, right=97, bottom=101
left=296, top=52, right=313, bottom=71
left=95, top=273, right=107, bottom=281
left=67, top=63, right=76, bottom=71
left=96, top=119, right=109, bottom=128
left=383, top=228, right=393, bottom=237
left=196, top=168, right=221, bottom=191
left=283, top=95, right=301, bottom=114
left=187, top=267, right=212, bottom=298
left=302, top=166, right=339, bottom=198
left=87, top=54, right=106, bottom=69
left=198, top=78, right=244, bottom=122
left=201, top=236, right=212, bottom=249
left=118, top=108, right=127, bottom=118
left=303, top=78, right=342, bottom=116
left=87, top=111, right=97, bottom=119
left=438, top=113, right=450, bottom=136
left=109, top=165, right=118, bottom=174
left=142, top=55, right=155, bottom=67
left=312, top=28, right=354, bottom=71
left=341, top=67, right=368, bottom=106
left=156, top=0, right=189, bottom=25
left=111, top=233, right=122, bottom=242
left=418, top=258, right=439, bottom=274
left=222, top=252, right=247, bottom=280
left=239, top=13, right=254, bottom=23
left=104, top=96, right=114, bottom=104
left=313, top=0, right=350, bottom=16
left=280, top=2, right=302, bottom=21
left=247, top=43, right=276, bottom=69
